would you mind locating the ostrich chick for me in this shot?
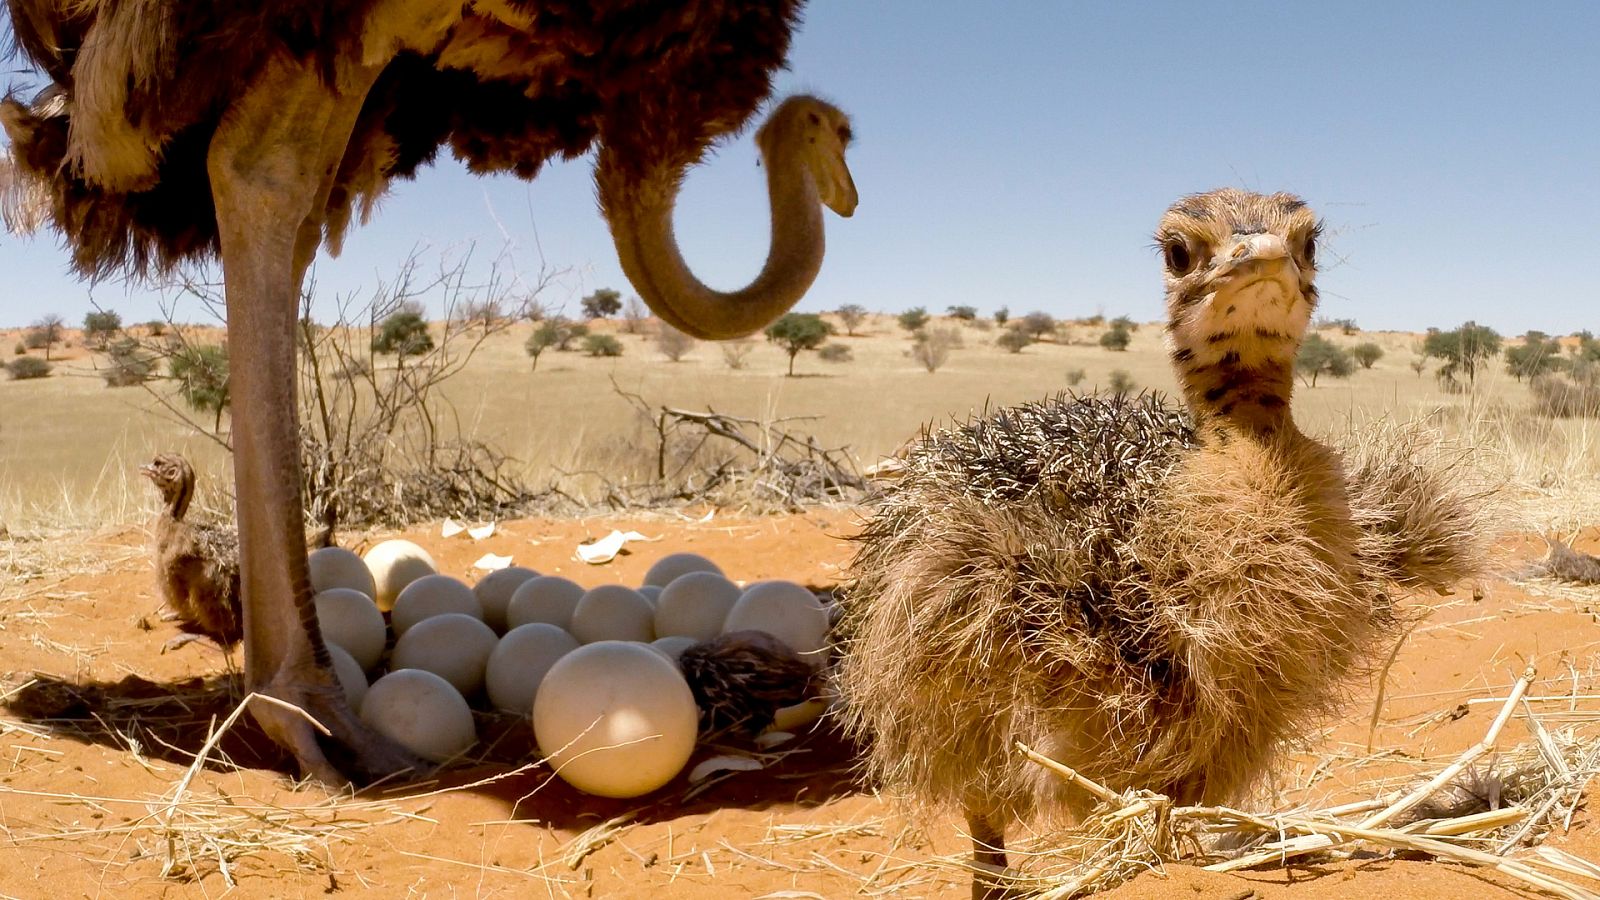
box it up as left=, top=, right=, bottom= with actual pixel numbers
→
left=141, top=454, right=242, bottom=652
left=834, top=189, right=1484, bottom=898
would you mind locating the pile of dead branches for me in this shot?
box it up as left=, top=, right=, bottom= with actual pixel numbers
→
left=609, top=383, right=866, bottom=512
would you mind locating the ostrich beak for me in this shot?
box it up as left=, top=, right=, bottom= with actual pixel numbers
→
left=820, top=149, right=857, bottom=218
left=1206, top=233, right=1295, bottom=284
left=138, top=463, right=157, bottom=479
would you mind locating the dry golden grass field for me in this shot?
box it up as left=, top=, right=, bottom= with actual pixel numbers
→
left=4, top=313, right=1598, bottom=534
left=6, top=313, right=1600, bottom=900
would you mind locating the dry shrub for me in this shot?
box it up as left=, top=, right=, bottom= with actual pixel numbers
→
left=1531, top=363, right=1600, bottom=418
left=721, top=339, right=755, bottom=370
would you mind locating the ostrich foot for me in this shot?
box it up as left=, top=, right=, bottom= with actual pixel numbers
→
left=161, top=633, right=207, bottom=654
left=967, top=808, right=1014, bottom=900
left=249, top=670, right=426, bottom=787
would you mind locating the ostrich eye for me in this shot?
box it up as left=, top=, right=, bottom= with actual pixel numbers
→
left=1164, top=240, right=1193, bottom=275
left=1303, top=234, right=1317, bottom=267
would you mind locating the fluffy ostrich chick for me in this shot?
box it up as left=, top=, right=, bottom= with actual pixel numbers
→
left=142, top=453, right=243, bottom=651
left=834, top=189, right=1485, bottom=898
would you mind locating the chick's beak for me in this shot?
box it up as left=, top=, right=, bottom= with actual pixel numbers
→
left=1205, top=233, right=1296, bottom=285
left=138, top=463, right=157, bottom=480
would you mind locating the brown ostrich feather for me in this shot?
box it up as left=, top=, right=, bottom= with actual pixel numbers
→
left=833, top=391, right=1488, bottom=827
left=142, top=453, right=243, bottom=648
left=0, top=0, right=803, bottom=277
left=679, top=630, right=817, bottom=736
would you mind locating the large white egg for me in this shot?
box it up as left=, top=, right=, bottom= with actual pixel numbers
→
left=653, top=572, right=742, bottom=642
left=308, top=546, right=378, bottom=600
left=361, top=669, right=475, bottom=763
left=362, top=540, right=437, bottom=611
left=391, top=574, right=482, bottom=636
left=569, top=585, right=655, bottom=643
left=314, top=588, right=387, bottom=671
left=532, top=641, right=698, bottom=798
left=650, top=635, right=699, bottom=669
left=642, top=553, right=724, bottom=588
left=505, top=576, right=586, bottom=630
left=485, top=623, right=580, bottom=715
left=327, top=643, right=369, bottom=713
left=390, top=613, right=499, bottom=696
left=474, top=566, right=539, bottom=634
left=722, top=581, right=830, bottom=666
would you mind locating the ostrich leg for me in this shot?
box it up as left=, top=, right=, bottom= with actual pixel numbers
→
left=208, top=52, right=421, bottom=783
left=967, top=807, right=1012, bottom=900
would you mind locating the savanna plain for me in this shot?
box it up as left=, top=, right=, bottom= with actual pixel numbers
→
left=4, top=308, right=1600, bottom=899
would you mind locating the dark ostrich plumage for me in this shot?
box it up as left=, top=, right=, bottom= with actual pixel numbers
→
left=678, top=629, right=817, bottom=736
left=0, top=0, right=803, bottom=276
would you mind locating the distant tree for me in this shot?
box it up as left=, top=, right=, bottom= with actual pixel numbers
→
left=1099, top=323, right=1132, bottom=351
left=655, top=324, right=695, bottom=361
left=1505, top=331, right=1565, bottom=382
left=1423, top=321, right=1502, bottom=387
left=1409, top=358, right=1427, bottom=377
left=83, top=309, right=122, bottom=349
left=764, top=312, right=833, bottom=376
left=144, top=319, right=167, bottom=337
left=996, top=326, right=1032, bottom=353
left=1315, top=317, right=1359, bottom=335
left=559, top=321, right=590, bottom=350
left=582, top=333, right=624, bottom=357
left=1296, top=333, right=1354, bottom=387
left=1109, top=315, right=1137, bottom=332
left=621, top=296, right=649, bottom=334
left=170, top=343, right=231, bottom=432
left=12, top=342, right=23, bottom=356
left=5, top=356, right=52, bottom=380
left=580, top=288, right=623, bottom=319
left=911, top=327, right=962, bottom=373
left=993, top=306, right=1010, bottom=326
left=459, top=298, right=505, bottom=331
left=947, top=304, right=978, bottom=321
left=102, top=337, right=154, bottom=387
left=1349, top=342, right=1385, bottom=370
left=1107, top=369, right=1135, bottom=394
left=524, top=322, right=563, bottom=370
left=897, top=306, right=930, bottom=332
left=1573, top=330, right=1600, bottom=363
left=721, top=339, right=756, bottom=370
left=836, top=303, right=868, bottom=336
left=372, top=311, right=434, bottom=358
left=1019, top=311, right=1057, bottom=340
left=818, top=343, right=853, bottom=363
left=1064, top=367, right=1086, bottom=387
left=25, top=314, right=64, bottom=360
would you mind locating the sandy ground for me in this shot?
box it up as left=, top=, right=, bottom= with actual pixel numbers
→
left=3, top=511, right=1600, bottom=899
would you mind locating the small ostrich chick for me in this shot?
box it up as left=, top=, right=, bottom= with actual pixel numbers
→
left=141, top=453, right=242, bottom=651
left=679, top=630, right=817, bottom=736
left=835, top=189, right=1484, bottom=898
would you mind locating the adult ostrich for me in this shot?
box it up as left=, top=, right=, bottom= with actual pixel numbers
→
left=0, top=0, right=856, bottom=783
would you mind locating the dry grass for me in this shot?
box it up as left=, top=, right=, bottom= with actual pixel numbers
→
left=8, top=318, right=1597, bottom=533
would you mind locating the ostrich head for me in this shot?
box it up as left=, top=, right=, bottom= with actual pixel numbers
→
left=1155, top=188, right=1322, bottom=432
left=140, top=452, right=196, bottom=517
left=755, top=95, right=858, bottom=217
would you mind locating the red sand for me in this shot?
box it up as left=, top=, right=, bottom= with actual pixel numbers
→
left=2, top=511, right=1598, bottom=898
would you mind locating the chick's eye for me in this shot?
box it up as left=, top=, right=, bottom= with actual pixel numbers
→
left=1303, top=235, right=1317, bottom=267
left=1164, top=240, right=1192, bottom=274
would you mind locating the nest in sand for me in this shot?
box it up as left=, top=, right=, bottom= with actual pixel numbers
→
left=834, top=393, right=1491, bottom=827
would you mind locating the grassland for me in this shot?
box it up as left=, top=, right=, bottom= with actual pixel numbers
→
left=3, top=314, right=1597, bottom=532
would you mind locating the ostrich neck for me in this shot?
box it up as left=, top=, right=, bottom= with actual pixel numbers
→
left=602, top=141, right=825, bottom=340
left=166, top=478, right=194, bottom=521
left=1173, top=343, right=1298, bottom=444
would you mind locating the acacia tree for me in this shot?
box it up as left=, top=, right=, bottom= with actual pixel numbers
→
left=170, top=343, right=231, bottom=432
left=25, top=314, right=64, bottom=360
left=764, top=312, right=833, bottom=376
left=1349, top=342, right=1384, bottom=369
left=581, top=288, right=622, bottom=319
left=83, top=309, right=122, bottom=349
left=1295, top=333, right=1354, bottom=387
left=1423, top=321, right=1501, bottom=387
left=836, top=303, right=867, bottom=336
left=1505, top=331, right=1565, bottom=382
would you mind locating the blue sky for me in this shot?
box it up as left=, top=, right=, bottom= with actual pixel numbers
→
left=2, top=2, right=1596, bottom=332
